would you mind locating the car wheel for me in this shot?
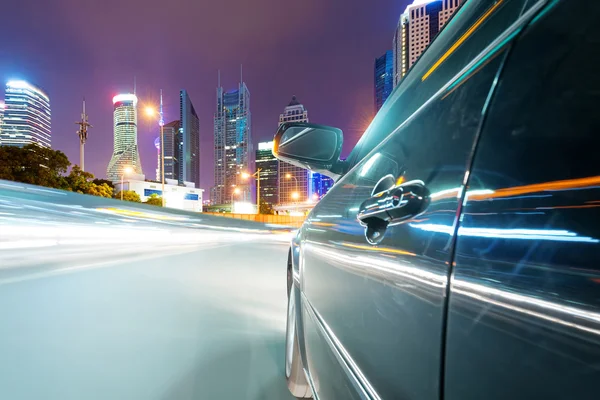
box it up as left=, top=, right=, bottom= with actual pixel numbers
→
left=285, top=283, right=312, bottom=398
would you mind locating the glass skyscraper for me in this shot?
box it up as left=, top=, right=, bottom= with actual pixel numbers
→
left=106, top=94, right=143, bottom=181
left=374, top=50, right=394, bottom=112
left=212, top=80, right=251, bottom=205
left=161, top=120, right=180, bottom=182
left=179, top=90, right=200, bottom=187
left=0, top=80, right=51, bottom=148
left=256, top=141, right=278, bottom=206
left=278, top=96, right=311, bottom=205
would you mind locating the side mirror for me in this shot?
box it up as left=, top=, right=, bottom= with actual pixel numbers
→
left=273, top=123, right=344, bottom=179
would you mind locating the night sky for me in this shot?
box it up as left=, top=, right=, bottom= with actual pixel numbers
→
left=0, top=0, right=409, bottom=191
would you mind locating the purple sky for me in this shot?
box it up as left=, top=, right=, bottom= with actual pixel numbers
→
left=0, top=0, right=408, bottom=192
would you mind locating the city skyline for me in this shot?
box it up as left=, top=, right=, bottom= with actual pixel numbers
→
left=0, top=0, right=406, bottom=191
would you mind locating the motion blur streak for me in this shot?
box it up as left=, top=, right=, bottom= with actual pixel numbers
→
left=0, top=181, right=296, bottom=399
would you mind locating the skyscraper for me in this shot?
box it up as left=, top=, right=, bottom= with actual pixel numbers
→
left=212, top=78, right=251, bottom=205
left=106, top=94, right=143, bottom=181
left=256, top=141, right=278, bottom=206
left=0, top=102, right=4, bottom=145
left=374, top=50, right=394, bottom=112
left=179, top=90, right=200, bottom=188
left=162, top=120, right=180, bottom=182
left=278, top=96, right=311, bottom=205
left=393, top=0, right=462, bottom=86
left=154, top=136, right=161, bottom=181
left=0, top=80, right=51, bottom=148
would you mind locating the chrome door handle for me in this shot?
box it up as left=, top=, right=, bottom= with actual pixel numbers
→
left=357, top=178, right=430, bottom=244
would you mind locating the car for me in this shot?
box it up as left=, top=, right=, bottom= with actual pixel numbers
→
left=274, top=0, right=600, bottom=398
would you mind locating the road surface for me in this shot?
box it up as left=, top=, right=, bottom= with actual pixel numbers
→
left=0, top=181, right=296, bottom=400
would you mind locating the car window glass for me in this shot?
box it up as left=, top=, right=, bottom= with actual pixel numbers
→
left=347, top=0, right=543, bottom=167
left=446, top=1, right=600, bottom=398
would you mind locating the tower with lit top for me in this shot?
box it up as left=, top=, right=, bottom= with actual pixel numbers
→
left=106, top=93, right=143, bottom=181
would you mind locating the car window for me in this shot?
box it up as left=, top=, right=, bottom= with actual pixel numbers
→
left=347, top=0, right=544, bottom=167
left=445, top=1, right=600, bottom=399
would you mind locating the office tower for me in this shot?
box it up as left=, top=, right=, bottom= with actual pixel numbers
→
left=162, top=120, right=180, bottom=182
left=212, top=77, right=251, bottom=205
left=278, top=96, right=311, bottom=204
left=154, top=137, right=161, bottom=181
left=393, top=0, right=462, bottom=86
left=106, top=93, right=143, bottom=181
left=375, top=50, right=394, bottom=112
left=312, top=173, right=335, bottom=199
left=0, top=80, right=51, bottom=148
left=256, top=141, right=278, bottom=206
left=0, top=101, right=4, bottom=145
left=179, top=90, right=200, bottom=187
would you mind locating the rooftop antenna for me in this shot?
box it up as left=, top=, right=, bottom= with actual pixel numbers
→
left=75, top=98, right=92, bottom=171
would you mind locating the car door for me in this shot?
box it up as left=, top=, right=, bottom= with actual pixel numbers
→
left=444, top=1, right=600, bottom=399
left=297, top=24, right=517, bottom=400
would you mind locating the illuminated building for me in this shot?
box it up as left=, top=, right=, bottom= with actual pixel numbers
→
left=393, top=0, right=462, bottom=86
left=256, top=141, right=278, bottom=206
left=0, top=102, right=4, bottom=145
left=162, top=120, right=180, bottom=182
left=115, top=174, right=203, bottom=212
left=211, top=76, right=251, bottom=205
left=179, top=90, right=200, bottom=187
left=0, top=80, right=51, bottom=148
left=375, top=50, right=394, bottom=112
left=278, top=96, right=311, bottom=205
left=106, top=93, right=143, bottom=181
left=154, top=137, right=161, bottom=181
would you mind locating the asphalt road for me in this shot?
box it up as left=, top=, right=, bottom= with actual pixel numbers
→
left=0, top=180, right=296, bottom=400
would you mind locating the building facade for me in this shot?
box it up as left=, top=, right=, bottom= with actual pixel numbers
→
left=278, top=96, right=310, bottom=205
left=106, top=94, right=143, bottom=181
left=374, top=50, right=394, bottom=112
left=212, top=80, right=251, bottom=205
left=161, top=120, right=180, bottom=182
left=115, top=175, right=203, bottom=212
left=179, top=90, right=200, bottom=188
left=0, top=80, right=51, bottom=148
left=393, top=0, right=462, bottom=86
left=256, top=141, right=278, bottom=206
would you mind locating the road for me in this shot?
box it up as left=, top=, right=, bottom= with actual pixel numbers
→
left=0, top=181, right=296, bottom=400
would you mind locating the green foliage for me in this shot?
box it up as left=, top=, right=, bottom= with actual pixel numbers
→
left=144, top=193, right=163, bottom=206
left=92, top=179, right=115, bottom=190
left=259, top=199, right=274, bottom=215
left=0, top=145, right=117, bottom=199
left=116, top=190, right=141, bottom=203
left=0, top=144, right=70, bottom=188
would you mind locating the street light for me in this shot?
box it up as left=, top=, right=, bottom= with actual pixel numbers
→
left=286, top=173, right=299, bottom=203
left=231, top=187, right=241, bottom=210
left=145, top=91, right=165, bottom=207
left=121, top=166, right=133, bottom=201
left=240, top=168, right=262, bottom=213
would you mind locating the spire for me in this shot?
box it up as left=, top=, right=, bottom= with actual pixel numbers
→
left=288, top=95, right=300, bottom=106
left=159, top=89, right=164, bottom=126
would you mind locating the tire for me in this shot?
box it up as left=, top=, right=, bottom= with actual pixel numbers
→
left=285, top=282, right=312, bottom=398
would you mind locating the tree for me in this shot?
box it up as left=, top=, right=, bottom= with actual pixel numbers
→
left=64, top=165, right=94, bottom=193
left=259, top=199, right=274, bottom=215
left=0, top=144, right=70, bottom=188
left=116, top=190, right=141, bottom=203
left=92, top=179, right=114, bottom=190
left=87, top=183, right=113, bottom=198
left=144, top=193, right=163, bottom=206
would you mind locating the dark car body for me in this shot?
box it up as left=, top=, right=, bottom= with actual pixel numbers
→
left=280, top=0, right=600, bottom=398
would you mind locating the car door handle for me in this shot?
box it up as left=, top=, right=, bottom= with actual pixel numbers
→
left=357, top=178, right=430, bottom=244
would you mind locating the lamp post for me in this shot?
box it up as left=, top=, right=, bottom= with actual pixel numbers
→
left=145, top=90, right=165, bottom=207
left=121, top=166, right=133, bottom=201
left=241, top=168, right=262, bottom=213
left=286, top=173, right=299, bottom=204
left=231, top=187, right=241, bottom=211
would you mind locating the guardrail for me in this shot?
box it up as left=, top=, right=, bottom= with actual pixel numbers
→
left=203, top=212, right=306, bottom=228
